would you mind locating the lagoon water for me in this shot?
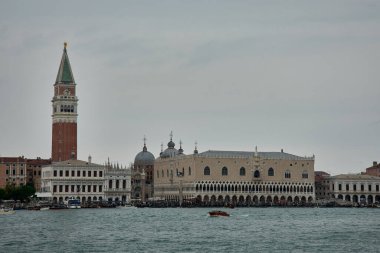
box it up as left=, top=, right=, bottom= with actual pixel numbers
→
left=1, top=207, right=380, bottom=252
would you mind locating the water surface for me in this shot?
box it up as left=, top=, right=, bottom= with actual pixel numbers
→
left=1, top=208, right=379, bottom=252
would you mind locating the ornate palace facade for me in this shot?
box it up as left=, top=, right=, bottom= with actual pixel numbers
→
left=154, top=137, right=315, bottom=206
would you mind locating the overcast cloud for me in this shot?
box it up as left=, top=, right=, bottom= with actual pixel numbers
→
left=0, top=0, right=379, bottom=174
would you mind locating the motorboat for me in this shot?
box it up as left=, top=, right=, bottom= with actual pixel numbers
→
left=66, top=197, right=81, bottom=209
left=116, top=204, right=135, bottom=209
left=208, top=210, right=230, bottom=217
left=0, top=208, right=16, bottom=215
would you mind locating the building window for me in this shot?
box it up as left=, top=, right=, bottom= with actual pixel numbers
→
left=109, top=180, right=113, bottom=189
left=161, top=170, right=164, bottom=177
left=87, top=185, right=91, bottom=192
left=71, top=170, right=75, bottom=177
left=254, top=170, right=260, bottom=178
left=369, top=185, right=372, bottom=192
left=88, top=171, right=91, bottom=177
left=94, top=171, right=97, bottom=177
left=353, top=184, right=357, bottom=191
left=240, top=167, right=246, bottom=176
left=20, top=170, right=24, bottom=175
left=123, top=180, right=126, bottom=189
left=222, top=167, right=228, bottom=176
left=65, top=170, right=69, bottom=177
left=189, top=167, right=191, bottom=176
left=54, top=170, right=57, bottom=177
left=99, top=171, right=103, bottom=177
left=204, top=166, right=210, bottom=176
left=99, top=185, right=102, bottom=192
left=376, top=185, right=379, bottom=192
left=93, top=185, right=97, bottom=192
left=116, top=180, right=120, bottom=189
left=59, top=185, right=63, bottom=192
left=53, top=185, right=57, bottom=192
left=71, top=185, right=75, bottom=192
left=338, top=184, right=342, bottom=191
left=13, top=169, right=16, bottom=175
left=77, top=170, right=80, bottom=177
left=59, top=170, right=63, bottom=177
left=268, top=168, right=274, bottom=176
left=65, top=185, right=69, bottom=192
left=83, top=171, right=86, bottom=177
left=361, top=184, right=364, bottom=191
left=82, top=185, right=85, bottom=192
left=6, top=169, right=9, bottom=175
left=284, top=171, right=291, bottom=179
left=302, top=171, right=308, bottom=179
left=346, top=184, right=349, bottom=191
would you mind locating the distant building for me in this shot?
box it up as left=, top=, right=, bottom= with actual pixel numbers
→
left=0, top=164, right=6, bottom=188
left=314, top=171, right=330, bottom=200
left=0, top=157, right=27, bottom=188
left=154, top=134, right=316, bottom=206
left=104, top=160, right=131, bottom=203
left=325, top=174, right=380, bottom=204
left=26, top=158, right=51, bottom=191
left=39, top=158, right=105, bottom=203
left=365, top=161, right=380, bottom=177
left=0, top=156, right=51, bottom=190
left=132, top=138, right=155, bottom=202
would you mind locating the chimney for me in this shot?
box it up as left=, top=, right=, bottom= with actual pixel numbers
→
left=373, top=161, right=378, bottom=167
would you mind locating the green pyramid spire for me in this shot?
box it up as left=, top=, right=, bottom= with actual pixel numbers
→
left=55, top=42, right=75, bottom=84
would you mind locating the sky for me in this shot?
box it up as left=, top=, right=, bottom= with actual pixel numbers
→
left=0, top=0, right=379, bottom=175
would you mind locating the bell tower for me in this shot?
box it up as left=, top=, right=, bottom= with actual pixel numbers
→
left=51, top=42, right=78, bottom=162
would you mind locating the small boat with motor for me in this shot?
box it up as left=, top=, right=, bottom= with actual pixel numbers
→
left=208, top=210, right=230, bottom=217
left=65, top=197, right=81, bottom=209
left=0, top=208, right=16, bottom=215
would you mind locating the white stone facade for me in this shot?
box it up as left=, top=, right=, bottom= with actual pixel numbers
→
left=324, top=174, right=380, bottom=204
left=39, top=159, right=105, bottom=203
left=104, top=163, right=132, bottom=203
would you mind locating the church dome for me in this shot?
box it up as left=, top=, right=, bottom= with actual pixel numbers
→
left=160, top=133, right=179, bottom=158
left=134, top=144, right=155, bottom=166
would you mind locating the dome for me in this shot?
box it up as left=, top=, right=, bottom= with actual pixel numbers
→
left=160, top=147, right=178, bottom=158
left=134, top=145, right=155, bottom=166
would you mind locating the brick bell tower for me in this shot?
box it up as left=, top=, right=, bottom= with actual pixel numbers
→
left=51, top=42, right=78, bottom=162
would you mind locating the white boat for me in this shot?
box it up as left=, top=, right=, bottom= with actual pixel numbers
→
left=65, top=197, right=81, bottom=209
left=39, top=207, right=50, bottom=211
left=0, top=208, right=16, bottom=215
left=116, top=204, right=134, bottom=209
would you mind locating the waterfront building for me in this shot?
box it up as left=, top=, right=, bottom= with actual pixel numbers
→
left=132, top=138, right=155, bottom=202
left=314, top=171, right=331, bottom=200
left=323, top=174, right=380, bottom=204
left=154, top=135, right=315, bottom=206
left=364, top=161, right=380, bottom=177
left=39, top=157, right=105, bottom=203
left=39, top=156, right=131, bottom=204
left=51, top=42, right=78, bottom=162
left=0, top=157, right=27, bottom=188
left=104, top=160, right=132, bottom=203
left=26, top=157, right=51, bottom=191
left=0, top=164, right=6, bottom=188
